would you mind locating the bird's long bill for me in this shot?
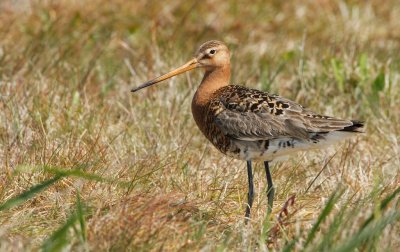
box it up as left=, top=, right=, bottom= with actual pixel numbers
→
left=131, top=58, right=200, bottom=92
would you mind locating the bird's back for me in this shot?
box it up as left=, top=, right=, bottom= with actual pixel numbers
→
left=196, top=85, right=364, bottom=161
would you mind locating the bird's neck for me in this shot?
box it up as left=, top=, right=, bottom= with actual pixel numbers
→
left=191, top=64, right=230, bottom=136
left=193, top=64, right=231, bottom=105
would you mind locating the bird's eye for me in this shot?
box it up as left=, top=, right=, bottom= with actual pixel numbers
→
left=209, top=49, right=216, bottom=55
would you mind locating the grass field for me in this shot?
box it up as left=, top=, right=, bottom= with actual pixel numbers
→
left=0, top=0, right=399, bottom=251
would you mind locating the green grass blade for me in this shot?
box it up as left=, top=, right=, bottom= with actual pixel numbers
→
left=41, top=212, right=78, bottom=252
left=304, top=188, right=344, bottom=247
left=372, top=72, right=385, bottom=95
left=360, top=186, right=400, bottom=230
left=332, top=211, right=400, bottom=252
left=331, top=58, right=345, bottom=92
left=313, top=196, right=352, bottom=251
left=0, top=175, right=63, bottom=211
left=76, top=191, right=87, bottom=243
left=282, top=237, right=297, bottom=252
left=16, top=165, right=130, bottom=187
left=0, top=165, right=120, bottom=212
left=259, top=211, right=272, bottom=251
left=42, top=191, right=88, bottom=251
left=43, top=166, right=109, bottom=182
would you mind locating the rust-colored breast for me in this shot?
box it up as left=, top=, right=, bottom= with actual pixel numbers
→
left=191, top=87, right=238, bottom=156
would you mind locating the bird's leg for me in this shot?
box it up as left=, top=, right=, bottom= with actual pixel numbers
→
left=245, top=160, right=254, bottom=221
left=264, top=161, right=275, bottom=213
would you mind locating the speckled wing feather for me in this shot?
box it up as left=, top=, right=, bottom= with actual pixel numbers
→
left=212, top=85, right=359, bottom=141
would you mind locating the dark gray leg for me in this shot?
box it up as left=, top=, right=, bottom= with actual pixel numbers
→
left=245, top=161, right=254, bottom=220
left=264, top=161, right=275, bottom=212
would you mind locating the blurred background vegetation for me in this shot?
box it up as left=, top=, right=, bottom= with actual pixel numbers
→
left=0, top=0, right=399, bottom=251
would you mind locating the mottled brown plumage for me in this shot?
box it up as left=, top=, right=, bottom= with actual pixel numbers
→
left=131, top=40, right=364, bottom=220
left=194, top=84, right=363, bottom=161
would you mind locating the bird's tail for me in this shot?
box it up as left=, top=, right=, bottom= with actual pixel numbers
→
left=339, top=120, right=365, bottom=133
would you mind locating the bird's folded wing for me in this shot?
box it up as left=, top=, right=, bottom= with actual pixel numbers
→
left=213, top=87, right=355, bottom=141
left=214, top=109, right=309, bottom=140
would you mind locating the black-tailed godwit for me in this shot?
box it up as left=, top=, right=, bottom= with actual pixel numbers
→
left=131, top=40, right=364, bottom=220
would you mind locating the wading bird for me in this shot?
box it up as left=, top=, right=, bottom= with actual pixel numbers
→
left=131, top=40, right=363, bottom=220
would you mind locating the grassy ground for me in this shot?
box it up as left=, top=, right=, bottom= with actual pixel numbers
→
left=0, top=0, right=399, bottom=251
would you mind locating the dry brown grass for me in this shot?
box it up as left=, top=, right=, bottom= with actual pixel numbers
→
left=0, top=0, right=399, bottom=251
left=88, top=193, right=198, bottom=251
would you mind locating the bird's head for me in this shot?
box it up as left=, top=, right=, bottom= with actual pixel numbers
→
left=131, top=40, right=230, bottom=92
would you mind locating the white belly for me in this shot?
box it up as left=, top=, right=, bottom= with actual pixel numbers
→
left=230, top=131, right=355, bottom=161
